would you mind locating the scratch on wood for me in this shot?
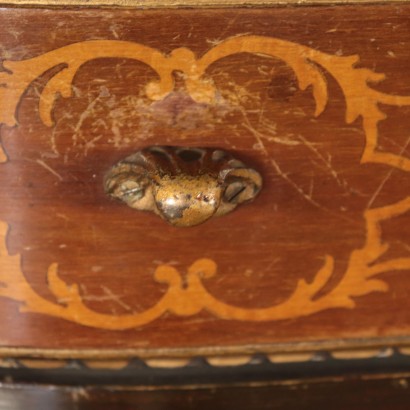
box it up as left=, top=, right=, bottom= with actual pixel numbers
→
left=367, top=135, right=410, bottom=208
left=297, top=134, right=348, bottom=189
left=270, top=157, right=321, bottom=208
left=35, top=159, right=63, bottom=181
left=101, top=285, right=134, bottom=312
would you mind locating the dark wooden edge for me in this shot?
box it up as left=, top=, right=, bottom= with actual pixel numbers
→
left=1, top=374, right=410, bottom=410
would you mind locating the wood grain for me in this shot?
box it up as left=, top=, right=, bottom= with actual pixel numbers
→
left=0, top=5, right=408, bottom=355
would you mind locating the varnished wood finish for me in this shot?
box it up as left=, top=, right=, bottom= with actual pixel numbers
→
left=0, top=5, right=409, bottom=357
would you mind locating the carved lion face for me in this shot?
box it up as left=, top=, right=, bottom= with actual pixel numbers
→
left=103, top=146, right=262, bottom=227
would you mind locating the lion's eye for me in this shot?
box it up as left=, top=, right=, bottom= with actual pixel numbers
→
left=224, top=181, right=247, bottom=203
left=123, top=187, right=145, bottom=199
left=117, top=181, right=145, bottom=200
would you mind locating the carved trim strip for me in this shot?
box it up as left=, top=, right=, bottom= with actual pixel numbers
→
left=0, top=347, right=406, bottom=370
left=0, top=36, right=409, bottom=330
left=0, top=0, right=404, bottom=7
left=1, top=335, right=410, bottom=360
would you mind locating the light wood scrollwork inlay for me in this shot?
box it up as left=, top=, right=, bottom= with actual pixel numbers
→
left=0, top=35, right=409, bottom=329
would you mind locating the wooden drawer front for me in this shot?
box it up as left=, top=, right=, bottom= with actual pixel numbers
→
left=0, top=5, right=408, bottom=360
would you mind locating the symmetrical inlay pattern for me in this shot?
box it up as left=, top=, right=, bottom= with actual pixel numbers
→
left=0, top=35, right=409, bottom=329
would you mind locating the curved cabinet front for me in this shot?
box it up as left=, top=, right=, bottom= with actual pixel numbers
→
left=0, top=4, right=408, bottom=378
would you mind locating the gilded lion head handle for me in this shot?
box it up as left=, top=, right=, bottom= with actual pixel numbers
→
left=104, top=146, right=262, bottom=227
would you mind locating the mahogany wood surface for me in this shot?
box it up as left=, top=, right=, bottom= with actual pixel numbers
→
left=0, top=4, right=408, bottom=355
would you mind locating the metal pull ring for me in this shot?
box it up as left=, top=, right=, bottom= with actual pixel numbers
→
left=104, top=146, right=262, bottom=227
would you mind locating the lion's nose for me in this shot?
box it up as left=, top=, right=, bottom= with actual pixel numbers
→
left=156, top=194, right=218, bottom=227
left=157, top=196, right=187, bottom=220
